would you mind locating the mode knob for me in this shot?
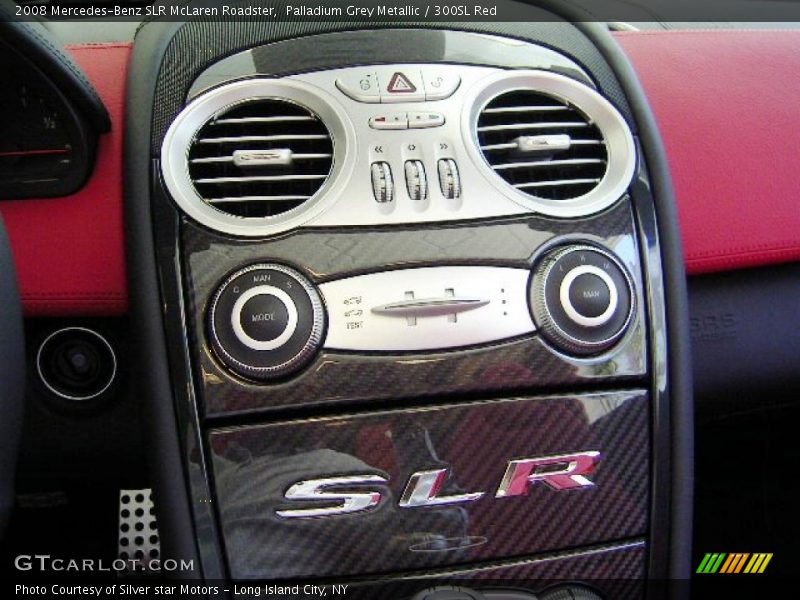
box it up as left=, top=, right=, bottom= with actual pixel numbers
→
left=530, top=245, right=634, bottom=356
left=208, top=264, right=324, bottom=381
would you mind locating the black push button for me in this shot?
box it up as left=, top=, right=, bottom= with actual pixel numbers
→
left=568, top=272, right=611, bottom=318
left=239, top=293, right=290, bottom=343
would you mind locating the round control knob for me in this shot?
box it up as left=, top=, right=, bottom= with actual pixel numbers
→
left=530, top=245, right=634, bottom=355
left=208, top=264, right=324, bottom=381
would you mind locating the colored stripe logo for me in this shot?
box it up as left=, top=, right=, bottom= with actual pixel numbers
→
left=696, top=553, right=773, bottom=574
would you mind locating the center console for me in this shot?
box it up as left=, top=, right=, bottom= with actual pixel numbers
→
left=126, top=11, right=692, bottom=597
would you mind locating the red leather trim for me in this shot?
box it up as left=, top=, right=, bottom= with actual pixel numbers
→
left=615, top=30, right=800, bottom=275
left=0, top=43, right=131, bottom=316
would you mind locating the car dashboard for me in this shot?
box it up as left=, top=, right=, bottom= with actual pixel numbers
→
left=127, top=18, right=688, bottom=593
left=2, top=2, right=800, bottom=597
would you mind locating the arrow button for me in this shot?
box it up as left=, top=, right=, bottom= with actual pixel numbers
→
left=369, top=112, right=408, bottom=130
left=408, top=111, right=445, bottom=129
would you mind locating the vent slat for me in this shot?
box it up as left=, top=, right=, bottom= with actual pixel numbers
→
left=195, top=174, right=328, bottom=184
left=477, top=90, right=608, bottom=201
left=493, top=158, right=606, bottom=171
left=514, top=178, right=602, bottom=189
left=481, top=139, right=603, bottom=151
left=187, top=99, right=333, bottom=218
left=211, top=116, right=316, bottom=125
left=208, top=195, right=312, bottom=204
left=477, top=122, right=589, bottom=133
left=482, top=105, right=569, bottom=114
left=190, top=153, right=332, bottom=164
left=196, top=134, right=329, bottom=144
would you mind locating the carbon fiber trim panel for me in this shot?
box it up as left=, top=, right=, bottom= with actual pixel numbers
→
left=208, top=391, right=649, bottom=579
left=456, top=543, right=645, bottom=593
left=332, top=542, right=646, bottom=599
left=182, top=199, right=647, bottom=416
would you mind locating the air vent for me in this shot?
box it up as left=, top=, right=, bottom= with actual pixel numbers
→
left=187, top=99, right=333, bottom=218
left=477, top=90, right=608, bottom=201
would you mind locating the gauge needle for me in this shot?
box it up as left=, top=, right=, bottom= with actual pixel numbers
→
left=0, top=148, right=69, bottom=157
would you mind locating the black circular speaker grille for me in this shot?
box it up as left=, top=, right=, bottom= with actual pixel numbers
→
left=36, top=327, right=117, bottom=401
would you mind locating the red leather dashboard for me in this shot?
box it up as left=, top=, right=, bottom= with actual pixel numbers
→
left=615, top=30, right=800, bottom=275
left=0, top=43, right=130, bottom=317
left=2, top=31, right=799, bottom=316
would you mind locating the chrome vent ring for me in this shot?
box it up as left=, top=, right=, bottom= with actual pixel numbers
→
left=188, top=99, right=333, bottom=218
left=465, top=70, right=636, bottom=218
left=477, top=90, right=608, bottom=200
left=161, top=79, right=351, bottom=237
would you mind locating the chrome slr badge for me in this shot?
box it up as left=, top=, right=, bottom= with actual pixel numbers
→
left=276, top=451, right=601, bottom=519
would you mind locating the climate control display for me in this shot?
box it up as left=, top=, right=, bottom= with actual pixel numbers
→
left=318, top=266, right=534, bottom=352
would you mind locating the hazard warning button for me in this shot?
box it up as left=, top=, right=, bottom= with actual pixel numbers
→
left=378, top=68, right=425, bottom=103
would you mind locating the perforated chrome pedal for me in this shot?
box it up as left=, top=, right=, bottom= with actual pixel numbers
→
left=118, top=488, right=160, bottom=574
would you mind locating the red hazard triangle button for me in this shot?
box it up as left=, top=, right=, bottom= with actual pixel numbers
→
left=387, top=72, right=417, bottom=93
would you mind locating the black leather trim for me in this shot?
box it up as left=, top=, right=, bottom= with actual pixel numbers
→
left=0, top=0, right=110, bottom=132
left=0, top=214, right=24, bottom=540
left=690, top=264, right=800, bottom=406
left=124, top=18, right=204, bottom=577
